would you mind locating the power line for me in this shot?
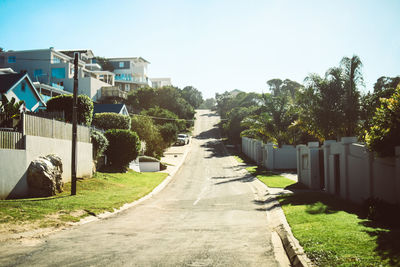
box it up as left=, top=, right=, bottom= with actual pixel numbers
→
left=131, top=113, right=195, bottom=122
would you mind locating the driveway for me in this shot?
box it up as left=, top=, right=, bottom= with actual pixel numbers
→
left=0, top=110, right=284, bottom=266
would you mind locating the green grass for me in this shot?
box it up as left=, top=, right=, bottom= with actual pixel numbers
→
left=230, top=150, right=296, bottom=188
left=245, top=166, right=296, bottom=188
left=0, top=170, right=168, bottom=226
left=277, top=192, right=400, bottom=266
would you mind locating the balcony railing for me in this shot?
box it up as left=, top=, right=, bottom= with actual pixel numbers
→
left=115, top=75, right=147, bottom=84
left=100, top=87, right=127, bottom=100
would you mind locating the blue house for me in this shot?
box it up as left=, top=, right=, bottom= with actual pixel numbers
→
left=0, top=72, right=45, bottom=111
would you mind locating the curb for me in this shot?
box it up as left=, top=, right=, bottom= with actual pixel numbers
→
left=253, top=175, right=313, bottom=267
left=225, top=150, right=313, bottom=267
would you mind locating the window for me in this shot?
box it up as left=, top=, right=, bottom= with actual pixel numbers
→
left=119, top=62, right=124, bottom=68
left=125, top=84, right=130, bottom=91
left=51, top=67, right=65, bottom=79
left=21, top=82, right=26, bottom=91
left=8, top=56, right=16, bottom=63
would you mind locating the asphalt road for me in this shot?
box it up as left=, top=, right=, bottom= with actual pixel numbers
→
left=0, top=110, right=283, bottom=267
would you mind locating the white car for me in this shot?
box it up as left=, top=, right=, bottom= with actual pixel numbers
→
left=175, top=134, right=189, bottom=145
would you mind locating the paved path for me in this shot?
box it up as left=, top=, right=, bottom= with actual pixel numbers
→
left=0, top=110, right=286, bottom=267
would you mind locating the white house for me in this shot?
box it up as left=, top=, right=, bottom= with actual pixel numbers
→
left=107, top=57, right=150, bottom=92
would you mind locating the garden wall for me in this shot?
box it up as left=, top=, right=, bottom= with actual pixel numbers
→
left=0, top=135, right=92, bottom=199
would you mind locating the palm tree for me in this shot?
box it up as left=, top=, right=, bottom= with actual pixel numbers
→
left=340, top=55, right=363, bottom=136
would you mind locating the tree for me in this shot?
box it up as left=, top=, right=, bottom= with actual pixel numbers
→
left=92, top=113, right=131, bottom=130
left=360, top=76, right=400, bottom=133
left=0, top=95, right=24, bottom=128
left=0, top=95, right=24, bottom=117
left=104, top=129, right=141, bottom=171
left=131, top=115, right=165, bottom=158
left=240, top=79, right=301, bottom=146
left=295, top=56, right=364, bottom=141
left=340, top=55, right=363, bottom=136
left=181, top=86, right=203, bottom=109
left=365, top=84, right=400, bottom=157
left=199, top=98, right=216, bottom=109
left=46, top=94, right=94, bottom=126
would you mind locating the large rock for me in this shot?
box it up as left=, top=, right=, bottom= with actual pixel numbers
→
left=27, top=154, right=63, bottom=197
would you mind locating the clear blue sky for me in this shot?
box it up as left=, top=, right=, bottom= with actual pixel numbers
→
left=1, top=0, right=399, bottom=98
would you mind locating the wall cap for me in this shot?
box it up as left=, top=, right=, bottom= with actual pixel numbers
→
left=341, top=136, right=358, bottom=144
left=307, top=142, right=319, bottom=148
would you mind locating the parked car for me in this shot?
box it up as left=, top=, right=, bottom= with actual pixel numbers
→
left=175, top=133, right=189, bottom=145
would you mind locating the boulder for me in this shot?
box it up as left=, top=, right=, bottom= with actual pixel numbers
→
left=27, top=154, right=63, bottom=197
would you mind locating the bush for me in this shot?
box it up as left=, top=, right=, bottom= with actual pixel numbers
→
left=131, top=115, right=165, bottom=158
left=365, top=84, right=400, bottom=157
left=92, top=113, right=131, bottom=130
left=138, top=156, right=159, bottom=162
left=104, top=129, right=141, bottom=171
left=158, top=123, right=179, bottom=145
left=91, top=130, right=108, bottom=160
left=46, top=94, right=93, bottom=126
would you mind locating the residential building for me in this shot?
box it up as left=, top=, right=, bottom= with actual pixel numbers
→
left=107, top=57, right=150, bottom=92
left=0, top=72, right=45, bottom=112
left=150, top=77, right=172, bottom=88
left=93, top=103, right=129, bottom=116
left=0, top=48, right=117, bottom=102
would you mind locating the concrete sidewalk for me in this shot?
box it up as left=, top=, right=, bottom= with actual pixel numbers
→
left=160, top=139, right=192, bottom=176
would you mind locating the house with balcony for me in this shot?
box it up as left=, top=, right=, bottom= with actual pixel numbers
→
left=0, top=48, right=119, bottom=103
left=150, top=77, right=172, bottom=88
left=107, top=57, right=150, bottom=92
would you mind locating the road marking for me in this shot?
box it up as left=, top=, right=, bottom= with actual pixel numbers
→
left=193, top=185, right=208, bottom=205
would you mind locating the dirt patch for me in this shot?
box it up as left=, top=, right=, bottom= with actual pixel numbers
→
left=0, top=210, right=89, bottom=243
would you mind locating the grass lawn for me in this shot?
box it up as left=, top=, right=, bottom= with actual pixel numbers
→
left=245, top=166, right=296, bottom=188
left=0, top=170, right=168, bottom=228
left=231, top=150, right=296, bottom=188
left=277, top=192, right=400, bottom=266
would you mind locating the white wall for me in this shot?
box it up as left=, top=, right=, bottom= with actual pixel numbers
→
left=241, top=137, right=297, bottom=171
left=139, top=162, right=160, bottom=172
left=0, top=135, right=92, bottom=199
left=304, top=137, right=400, bottom=205
left=0, top=149, right=27, bottom=199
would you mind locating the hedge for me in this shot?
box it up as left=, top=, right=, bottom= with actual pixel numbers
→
left=92, top=113, right=131, bottom=130
left=91, top=130, right=108, bottom=160
left=46, top=94, right=93, bottom=126
left=104, top=129, right=141, bottom=171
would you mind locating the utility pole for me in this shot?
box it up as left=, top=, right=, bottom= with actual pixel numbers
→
left=71, top=52, right=79, bottom=195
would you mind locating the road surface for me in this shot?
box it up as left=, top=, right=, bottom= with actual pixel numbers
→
left=0, top=110, right=284, bottom=267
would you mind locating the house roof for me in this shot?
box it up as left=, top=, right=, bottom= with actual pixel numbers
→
left=107, top=57, right=150, bottom=64
left=93, top=103, right=126, bottom=114
left=0, top=73, right=26, bottom=94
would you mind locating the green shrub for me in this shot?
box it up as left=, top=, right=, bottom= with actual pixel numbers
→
left=138, top=156, right=159, bottom=162
left=365, top=84, right=400, bottom=157
left=91, top=130, right=108, bottom=159
left=104, top=129, right=141, bottom=171
left=46, top=94, right=93, bottom=126
left=158, top=122, right=178, bottom=145
left=131, top=115, right=165, bottom=158
left=92, top=112, right=131, bottom=130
